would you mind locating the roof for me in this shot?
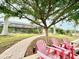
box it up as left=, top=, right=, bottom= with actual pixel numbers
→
left=0, top=21, right=40, bottom=28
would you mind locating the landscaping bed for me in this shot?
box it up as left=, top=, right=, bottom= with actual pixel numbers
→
left=24, top=34, right=76, bottom=57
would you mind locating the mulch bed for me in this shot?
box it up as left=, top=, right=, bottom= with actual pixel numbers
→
left=24, top=36, right=69, bottom=57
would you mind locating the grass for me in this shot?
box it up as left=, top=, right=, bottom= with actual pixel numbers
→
left=49, top=33, right=77, bottom=41
left=0, top=33, right=37, bottom=53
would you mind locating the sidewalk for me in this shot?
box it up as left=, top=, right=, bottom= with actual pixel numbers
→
left=23, top=54, right=38, bottom=59
left=0, top=35, right=44, bottom=59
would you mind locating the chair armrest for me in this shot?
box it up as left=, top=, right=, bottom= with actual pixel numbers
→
left=47, top=46, right=62, bottom=52
left=52, top=45, right=67, bottom=51
left=49, top=46, right=70, bottom=55
left=37, top=51, right=52, bottom=59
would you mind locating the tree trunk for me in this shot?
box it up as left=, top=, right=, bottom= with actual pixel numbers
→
left=44, top=28, right=49, bottom=44
left=45, top=27, right=48, bottom=40
left=42, top=28, right=45, bottom=34
left=53, top=25, right=56, bottom=34
left=42, top=27, right=48, bottom=40
left=1, top=19, right=9, bottom=35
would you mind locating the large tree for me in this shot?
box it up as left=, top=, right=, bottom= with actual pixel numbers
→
left=0, top=0, right=79, bottom=39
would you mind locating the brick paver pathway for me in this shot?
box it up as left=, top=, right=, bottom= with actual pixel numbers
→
left=23, top=54, right=38, bottom=59
left=0, top=35, right=44, bottom=59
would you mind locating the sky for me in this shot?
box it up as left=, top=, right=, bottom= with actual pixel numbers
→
left=56, top=21, right=79, bottom=31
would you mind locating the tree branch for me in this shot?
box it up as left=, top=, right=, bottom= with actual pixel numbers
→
left=6, top=1, right=44, bottom=27
left=48, top=2, right=77, bottom=28
left=55, top=15, right=69, bottom=24
left=44, top=0, right=52, bottom=20
left=22, top=16, right=44, bottom=27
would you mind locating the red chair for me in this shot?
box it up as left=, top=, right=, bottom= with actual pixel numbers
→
left=36, top=40, right=60, bottom=59
left=51, top=39, right=72, bottom=59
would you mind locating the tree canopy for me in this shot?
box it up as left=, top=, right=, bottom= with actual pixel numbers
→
left=0, top=0, right=78, bottom=28
left=0, top=0, right=79, bottom=38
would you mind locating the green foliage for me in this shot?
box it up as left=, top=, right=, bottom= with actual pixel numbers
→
left=67, top=3, right=79, bottom=25
left=0, top=0, right=78, bottom=28
left=0, top=5, right=18, bottom=16
left=0, top=0, right=79, bottom=39
left=56, top=28, right=65, bottom=34
left=50, top=28, right=72, bottom=35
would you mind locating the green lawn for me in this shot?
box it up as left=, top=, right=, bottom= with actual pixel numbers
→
left=49, top=33, right=76, bottom=41
left=0, top=33, right=37, bottom=53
